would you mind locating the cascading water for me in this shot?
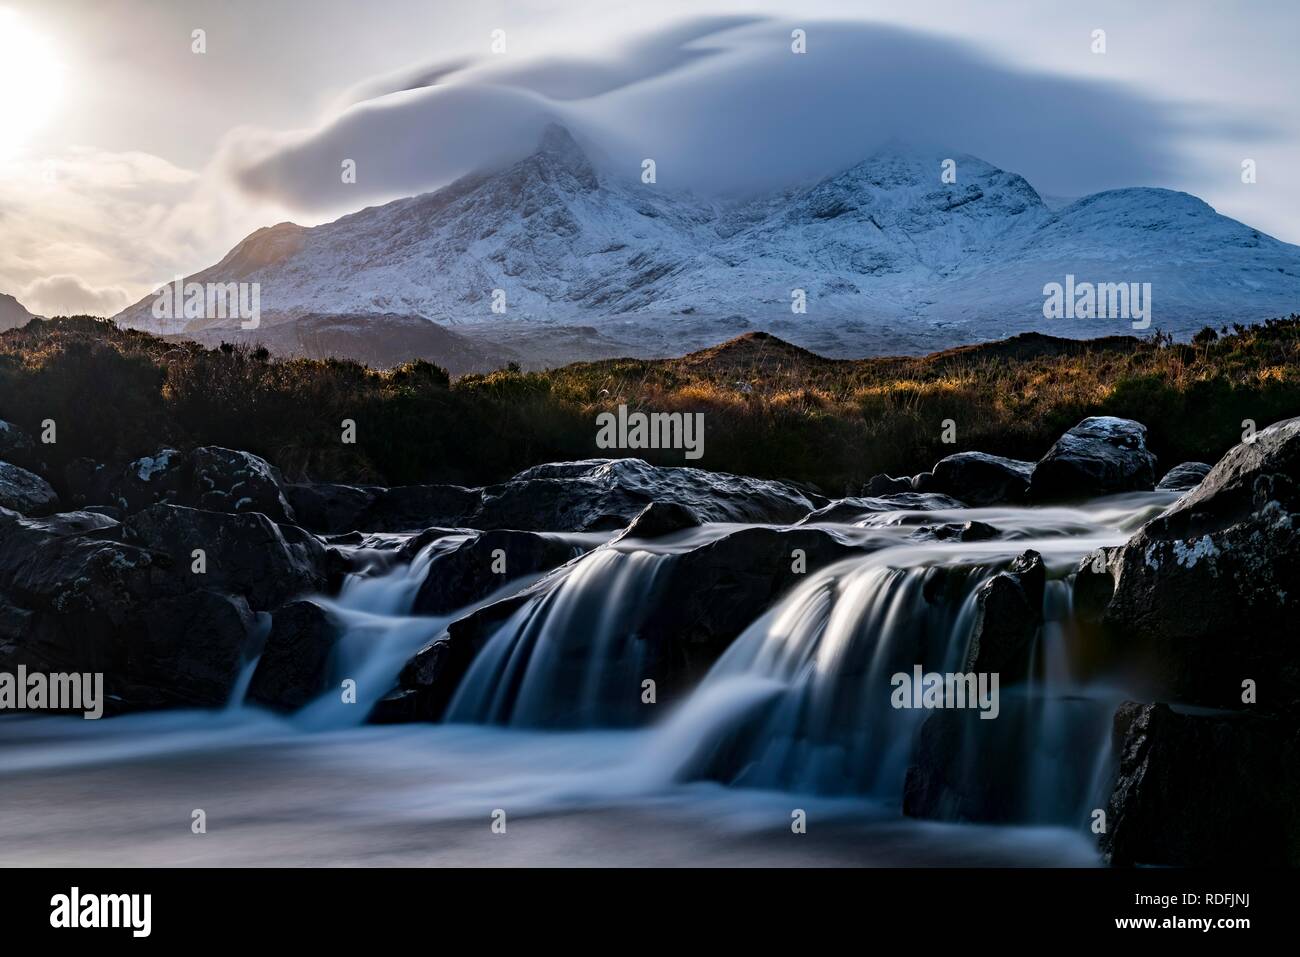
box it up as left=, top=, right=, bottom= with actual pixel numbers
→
left=0, top=492, right=1180, bottom=865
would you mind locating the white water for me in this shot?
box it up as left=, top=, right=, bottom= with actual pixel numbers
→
left=0, top=491, right=1176, bottom=866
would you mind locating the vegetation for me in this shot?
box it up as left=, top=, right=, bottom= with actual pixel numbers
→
left=2, top=315, right=1300, bottom=496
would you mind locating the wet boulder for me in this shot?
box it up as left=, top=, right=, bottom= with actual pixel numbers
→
left=190, top=447, right=296, bottom=523
left=0, top=461, right=59, bottom=515
left=864, top=473, right=913, bottom=496
left=1103, top=415, right=1300, bottom=710
left=796, top=493, right=965, bottom=525
left=619, top=501, right=701, bottom=540
left=1027, top=416, right=1157, bottom=501
left=283, top=482, right=379, bottom=534
left=355, top=483, right=480, bottom=533
left=121, top=590, right=258, bottom=709
left=930, top=451, right=1033, bottom=506
left=963, top=550, right=1045, bottom=684
left=247, top=600, right=339, bottom=712
left=1101, top=702, right=1300, bottom=866
left=469, top=458, right=820, bottom=531
left=1155, top=461, right=1211, bottom=492
left=124, top=504, right=327, bottom=611
left=411, top=530, right=583, bottom=615
left=911, top=520, right=999, bottom=543
left=108, top=447, right=296, bottom=523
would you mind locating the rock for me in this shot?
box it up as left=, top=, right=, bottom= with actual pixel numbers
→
left=108, top=448, right=189, bottom=513
left=930, top=451, right=1033, bottom=506
left=1155, top=461, right=1211, bottom=492
left=1028, top=416, right=1157, bottom=501
left=910, top=471, right=938, bottom=492
left=0, top=505, right=267, bottom=710
left=124, top=504, right=327, bottom=610
left=107, top=447, right=296, bottom=523
left=0, top=461, right=59, bottom=515
left=618, top=501, right=701, bottom=539
left=911, top=520, right=999, bottom=542
left=1101, top=701, right=1300, bottom=866
left=1104, top=416, right=1300, bottom=710
left=61, top=458, right=113, bottom=509
left=1071, top=546, right=1121, bottom=623
left=283, top=482, right=379, bottom=534
left=864, top=473, right=913, bottom=496
left=367, top=688, right=424, bottom=724
left=963, top=550, right=1045, bottom=683
left=360, top=483, right=480, bottom=532
left=411, top=530, right=582, bottom=615
left=796, top=493, right=966, bottom=524
left=0, top=420, right=36, bottom=468
left=904, top=694, right=1115, bottom=824
left=0, top=508, right=156, bottom=614
left=122, top=590, right=258, bottom=708
left=190, top=447, right=296, bottom=523
left=470, top=458, right=820, bottom=531
left=247, top=601, right=339, bottom=712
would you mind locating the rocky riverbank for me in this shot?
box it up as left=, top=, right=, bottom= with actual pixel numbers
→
left=2, top=411, right=1297, bottom=865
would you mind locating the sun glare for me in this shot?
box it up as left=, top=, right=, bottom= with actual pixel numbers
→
left=0, top=8, right=65, bottom=158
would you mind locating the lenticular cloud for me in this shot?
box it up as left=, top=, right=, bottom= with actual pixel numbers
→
left=223, top=17, right=1191, bottom=214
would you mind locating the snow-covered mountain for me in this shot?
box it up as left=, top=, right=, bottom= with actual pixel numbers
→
left=114, top=124, right=1300, bottom=362
left=0, top=293, right=34, bottom=331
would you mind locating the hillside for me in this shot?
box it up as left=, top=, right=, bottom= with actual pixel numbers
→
left=2, top=315, right=1299, bottom=494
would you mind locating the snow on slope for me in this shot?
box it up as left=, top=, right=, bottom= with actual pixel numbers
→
left=114, top=124, right=1300, bottom=359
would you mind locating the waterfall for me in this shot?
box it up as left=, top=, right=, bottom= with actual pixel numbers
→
left=445, top=548, right=677, bottom=727
left=638, top=554, right=993, bottom=796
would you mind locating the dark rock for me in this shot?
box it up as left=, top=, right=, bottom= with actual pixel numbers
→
left=1071, top=546, right=1121, bottom=623
left=367, top=688, right=425, bottom=724
left=910, top=471, right=938, bottom=492
left=411, top=529, right=582, bottom=615
left=618, top=501, right=701, bottom=539
left=1028, top=416, right=1157, bottom=501
left=247, top=600, right=339, bottom=712
left=470, top=458, right=818, bottom=531
left=122, top=590, right=257, bottom=708
left=963, top=550, right=1045, bottom=683
left=904, top=694, right=1115, bottom=824
left=864, top=473, right=913, bottom=496
left=0, top=461, right=59, bottom=515
left=797, top=493, right=966, bottom=524
left=1101, top=701, right=1300, bottom=866
left=0, top=420, right=36, bottom=469
left=912, top=520, right=999, bottom=542
left=1155, top=461, right=1211, bottom=492
left=359, top=484, right=480, bottom=532
left=283, top=482, right=379, bottom=534
left=190, top=447, right=296, bottom=523
left=124, top=504, right=327, bottom=610
left=1104, top=415, right=1300, bottom=710
left=61, top=458, right=112, bottom=508
left=930, top=451, right=1033, bottom=506
left=107, top=447, right=296, bottom=523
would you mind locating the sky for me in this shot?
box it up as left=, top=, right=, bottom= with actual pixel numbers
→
left=1, top=0, right=1297, bottom=317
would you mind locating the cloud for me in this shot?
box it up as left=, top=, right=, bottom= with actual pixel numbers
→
left=220, top=17, right=1248, bottom=215
left=21, top=274, right=132, bottom=317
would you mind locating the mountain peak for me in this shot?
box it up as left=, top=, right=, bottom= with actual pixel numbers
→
left=526, top=122, right=598, bottom=191
left=0, top=292, right=34, bottom=330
